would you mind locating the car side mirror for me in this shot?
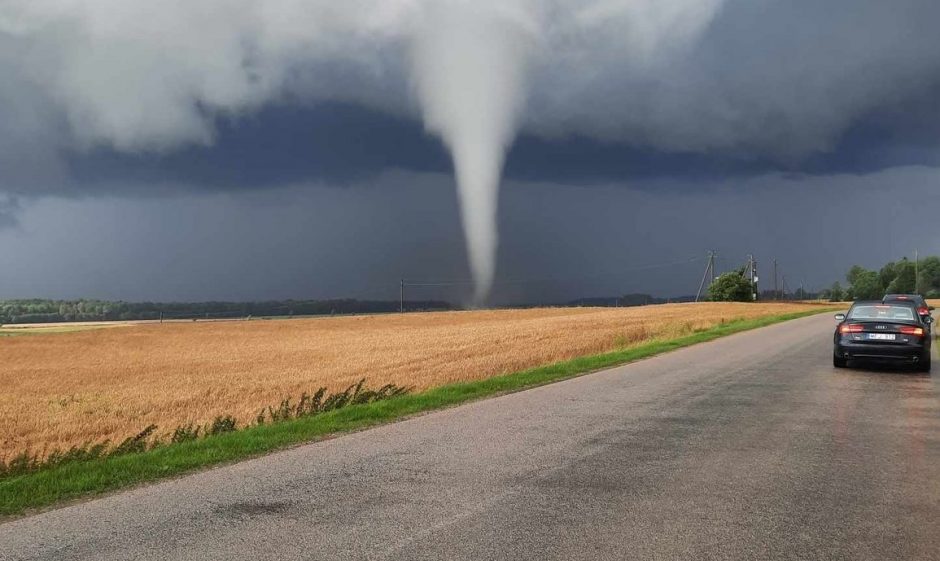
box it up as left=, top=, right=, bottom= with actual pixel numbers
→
left=925, top=316, right=934, bottom=324
left=834, top=313, right=846, bottom=321
left=930, top=306, right=936, bottom=312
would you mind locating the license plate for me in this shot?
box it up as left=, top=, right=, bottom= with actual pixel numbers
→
left=868, top=333, right=896, bottom=341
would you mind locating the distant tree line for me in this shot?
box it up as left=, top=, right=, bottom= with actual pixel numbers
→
left=756, top=289, right=821, bottom=301
left=706, top=269, right=821, bottom=302
left=0, top=299, right=453, bottom=325
left=819, top=256, right=940, bottom=301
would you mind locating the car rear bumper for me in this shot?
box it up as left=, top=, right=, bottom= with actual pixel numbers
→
left=835, top=341, right=927, bottom=362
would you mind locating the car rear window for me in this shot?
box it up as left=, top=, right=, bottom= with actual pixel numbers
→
left=884, top=295, right=923, bottom=304
left=848, top=305, right=916, bottom=321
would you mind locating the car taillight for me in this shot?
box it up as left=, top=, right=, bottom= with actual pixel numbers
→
left=917, top=307, right=929, bottom=316
left=839, top=324, right=864, bottom=334
left=900, top=326, right=925, bottom=337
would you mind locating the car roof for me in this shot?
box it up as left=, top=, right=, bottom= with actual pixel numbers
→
left=853, top=300, right=917, bottom=307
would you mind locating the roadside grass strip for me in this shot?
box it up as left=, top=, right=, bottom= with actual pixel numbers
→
left=0, top=309, right=829, bottom=518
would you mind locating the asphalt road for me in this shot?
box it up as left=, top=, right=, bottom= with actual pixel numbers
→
left=3, top=312, right=939, bottom=561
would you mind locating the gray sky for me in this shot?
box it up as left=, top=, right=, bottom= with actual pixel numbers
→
left=2, top=167, right=936, bottom=304
left=0, top=0, right=938, bottom=304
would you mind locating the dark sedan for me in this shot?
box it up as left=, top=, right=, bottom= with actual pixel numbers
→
left=883, top=294, right=935, bottom=330
left=833, top=301, right=933, bottom=372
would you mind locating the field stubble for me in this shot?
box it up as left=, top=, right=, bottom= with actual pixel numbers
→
left=1, top=302, right=825, bottom=459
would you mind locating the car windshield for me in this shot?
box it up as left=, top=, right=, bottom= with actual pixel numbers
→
left=848, top=304, right=916, bottom=321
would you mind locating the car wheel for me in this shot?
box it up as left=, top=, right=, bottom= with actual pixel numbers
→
left=920, top=353, right=932, bottom=373
left=833, top=355, right=847, bottom=368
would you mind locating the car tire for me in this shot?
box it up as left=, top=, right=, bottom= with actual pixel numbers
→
left=833, top=355, right=847, bottom=368
left=920, top=353, right=932, bottom=373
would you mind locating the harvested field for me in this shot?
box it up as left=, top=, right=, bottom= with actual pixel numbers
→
left=1, top=302, right=827, bottom=458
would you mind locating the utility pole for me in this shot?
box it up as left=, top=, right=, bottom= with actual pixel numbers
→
left=695, top=251, right=716, bottom=302
left=399, top=279, right=404, bottom=313
left=915, top=249, right=919, bottom=293
left=745, top=254, right=759, bottom=301
left=752, top=256, right=759, bottom=301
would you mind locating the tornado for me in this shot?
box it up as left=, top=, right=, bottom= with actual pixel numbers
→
left=410, top=2, right=535, bottom=304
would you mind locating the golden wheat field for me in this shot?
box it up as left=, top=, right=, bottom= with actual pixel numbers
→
left=0, top=302, right=827, bottom=458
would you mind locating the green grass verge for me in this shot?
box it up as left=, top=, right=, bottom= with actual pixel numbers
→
left=0, top=308, right=831, bottom=518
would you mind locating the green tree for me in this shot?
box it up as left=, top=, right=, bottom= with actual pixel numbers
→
left=886, top=259, right=915, bottom=294
left=878, top=261, right=897, bottom=291
left=709, top=269, right=755, bottom=302
left=846, top=265, right=868, bottom=287
left=829, top=281, right=844, bottom=302
left=844, top=265, right=883, bottom=300
left=851, top=270, right=883, bottom=300
left=917, top=256, right=940, bottom=295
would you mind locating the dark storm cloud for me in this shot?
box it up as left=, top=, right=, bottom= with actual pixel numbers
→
left=55, top=95, right=940, bottom=196
left=1, top=168, right=937, bottom=303
left=527, top=0, right=940, bottom=155
left=0, top=196, right=20, bottom=230
left=2, top=0, right=940, bottom=197
left=65, top=104, right=451, bottom=194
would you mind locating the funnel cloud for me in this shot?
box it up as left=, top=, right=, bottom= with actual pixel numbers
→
left=410, top=3, right=535, bottom=302
left=407, top=0, right=719, bottom=301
